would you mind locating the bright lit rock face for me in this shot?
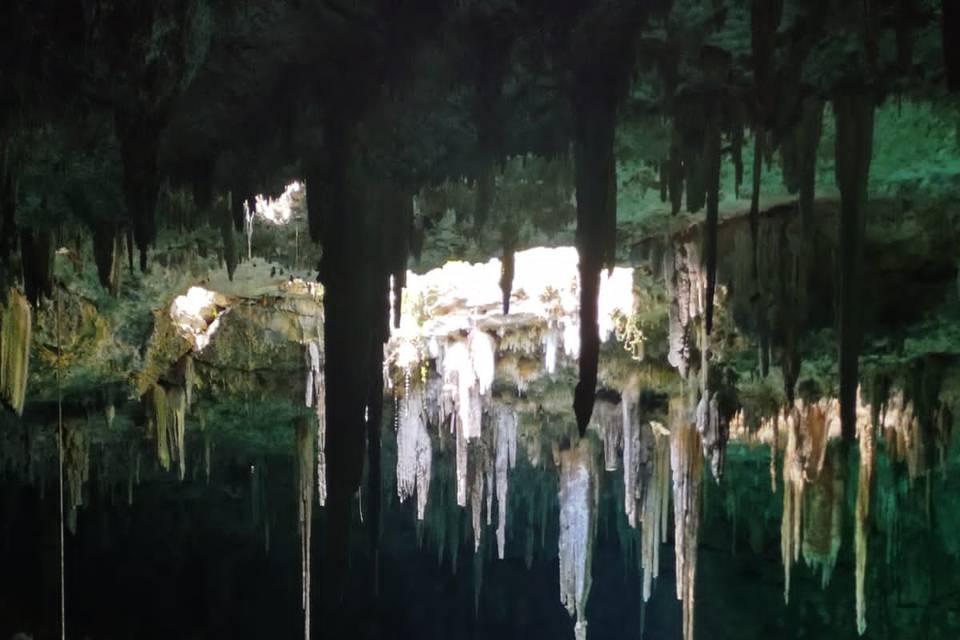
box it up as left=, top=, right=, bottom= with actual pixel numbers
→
left=170, top=287, right=230, bottom=352
left=389, top=247, right=634, bottom=379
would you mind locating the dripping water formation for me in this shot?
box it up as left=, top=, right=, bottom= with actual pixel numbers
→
left=1, top=2, right=960, bottom=640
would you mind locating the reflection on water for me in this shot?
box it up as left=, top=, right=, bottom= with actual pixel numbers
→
left=0, top=246, right=958, bottom=640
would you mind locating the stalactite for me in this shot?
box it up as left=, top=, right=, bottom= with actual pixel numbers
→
left=595, top=397, right=622, bottom=472
left=702, top=116, right=721, bottom=335
left=572, top=59, right=620, bottom=436
left=169, top=386, right=187, bottom=481
left=220, top=193, right=239, bottom=280
left=781, top=409, right=805, bottom=603
left=63, top=419, right=89, bottom=535
left=295, top=417, right=314, bottom=640
left=444, top=335, right=489, bottom=445
left=780, top=97, right=824, bottom=402
left=696, top=390, right=724, bottom=480
left=145, top=383, right=187, bottom=479
left=147, top=384, right=169, bottom=472
left=244, top=200, right=254, bottom=261
left=470, top=437, right=487, bottom=552
left=397, top=384, right=433, bottom=521
left=91, top=223, right=122, bottom=295
left=834, top=93, right=875, bottom=444
left=456, top=411, right=470, bottom=508
left=499, top=240, right=515, bottom=315
left=557, top=438, right=597, bottom=640
left=856, top=402, right=876, bottom=635
left=642, top=421, right=670, bottom=602
left=0, top=288, right=31, bottom=415
left=494, top=406, right=517, bottom=559
left=671, top=399, right=703, bottom=640
left=668, top=129, right=684, bottom=215
left=473, top=536, right=484, bottom=617
left=118, top=116, right=161, bottom=271
left=801, top=447, right=842, bottom=589
left=19, top=230, right=53, bottom=307
left=662, top=242, right=705, bottom=378
left=305, top=334, right=327, bottom=506
left=622, top=384, right=641, bottom=527
left=732, top=125, right=744, bottom=199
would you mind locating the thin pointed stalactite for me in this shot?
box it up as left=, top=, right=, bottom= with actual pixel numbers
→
left=671, top=400, right=704, bottom=640
left=781, top=97, right=824, bottom=402
left=295, top=417, right=314, bottom=640
left=856, top=402, right=876, bottom=635
left=92, top=223, right=122, bottom=296
left=702, top=117, right=721, bottom=335
left=622, top=384, right=641, bottom=527
left=571, top=66, right=619, bottom=436
left=305, top=333, right=326, bottom=506
left=499, top=230, right=516, bottom=315
left=834, top=93, right=875, bottom=444
left=220, top=193, right=239, bottom=281
left=118, top=115, right=161, bottom=272
left=781, top=408, right=804, bottom=604
left=494, top=406, right=517, bottom=560
left=668, top=129, right=684, bottom=215
left=557, top=438, right=598, bottom=640
left=0, top=288, right=31, bottom=415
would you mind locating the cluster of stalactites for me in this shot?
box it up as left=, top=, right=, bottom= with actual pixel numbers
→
left=622, top=384, right=671, bottom=603
left=145, top=381, right=189, bottom=481
left=557, top=438, right=598, bottom=640
left=881, top=390, right=950, bottom=482
left=396, top=383, right=433, bottom=521
left=779, top=401, right=837, bottom=603
left=305, top=334, right=326, bottom=506
left=440, top=329, right=496, bottom=507
left=0, top=288, right=31, bottom=415
left=748, top=388, right=886, bottom=633
left=642, top=423, right=671, bottom=602
left=671, top=398, right=704, bottom=640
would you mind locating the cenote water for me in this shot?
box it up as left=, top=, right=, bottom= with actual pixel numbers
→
left=1, top=2, right=960, bottom=639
